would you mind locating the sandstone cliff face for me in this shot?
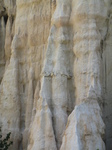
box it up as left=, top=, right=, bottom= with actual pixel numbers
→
left=0, top=0, right=112, bottom=150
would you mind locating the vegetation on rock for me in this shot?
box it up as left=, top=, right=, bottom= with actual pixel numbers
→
left=0, top=127, right=13, bottom=150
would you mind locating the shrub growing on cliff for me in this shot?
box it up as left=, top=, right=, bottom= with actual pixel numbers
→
left=0, top=127, right=13, bottom=150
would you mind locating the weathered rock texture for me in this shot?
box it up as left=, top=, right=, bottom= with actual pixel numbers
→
left=0, top=0, right=112, bottom=150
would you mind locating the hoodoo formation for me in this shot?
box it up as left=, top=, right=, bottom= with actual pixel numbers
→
left=0, top=0, right=112, bottom=150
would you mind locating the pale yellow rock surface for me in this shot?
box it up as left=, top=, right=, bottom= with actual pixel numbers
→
left=0, top=0, right=112, bottom=150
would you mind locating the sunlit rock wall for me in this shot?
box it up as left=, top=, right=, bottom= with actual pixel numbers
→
left=0, top=0, right=112, bottom=150
left=0, top=0, right=51, bottom=149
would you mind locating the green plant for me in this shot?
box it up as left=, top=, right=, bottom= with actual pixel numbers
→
left=0, top=127, right=13, bottom=150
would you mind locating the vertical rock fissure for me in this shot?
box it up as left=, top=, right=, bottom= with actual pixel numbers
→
left=103, top=1, right=112, bottom=149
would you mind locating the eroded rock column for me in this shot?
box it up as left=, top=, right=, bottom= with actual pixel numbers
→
left=61, top=0, right=107, bottom=150
left=28, top=0, right=74, bottom=149
left=0, top=36, right=21, bottom=150
left=51, top=1, right=72, bottom=148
